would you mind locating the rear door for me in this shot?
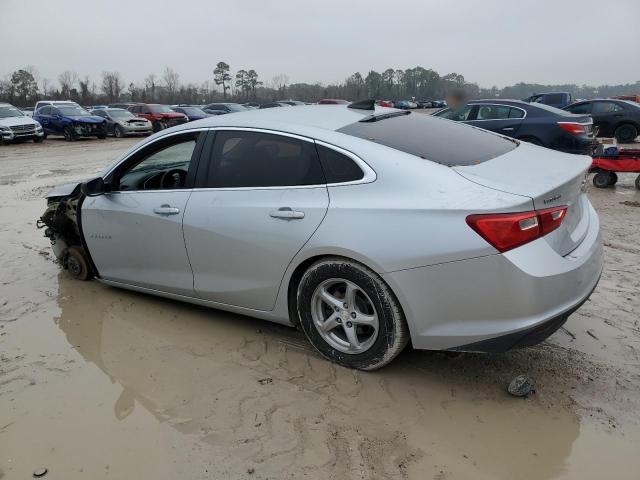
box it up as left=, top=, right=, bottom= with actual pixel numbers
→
left=183, top=129, right=329, bottom=311
left=466, top=103, right=525, bottom=138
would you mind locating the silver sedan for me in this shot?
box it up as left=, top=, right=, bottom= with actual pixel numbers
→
left=40, top=102, right=602, bottom=369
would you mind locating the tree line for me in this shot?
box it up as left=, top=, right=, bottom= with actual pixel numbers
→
left=1, top=62, right=638, bottom=108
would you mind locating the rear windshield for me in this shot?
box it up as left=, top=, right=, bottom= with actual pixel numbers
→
left=337, top=113, right=517, bottom=166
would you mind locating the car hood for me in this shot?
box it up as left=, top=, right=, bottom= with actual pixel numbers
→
left=68, top=116, right=105, bottom=123
left=0, top=116, right=38, bottom=127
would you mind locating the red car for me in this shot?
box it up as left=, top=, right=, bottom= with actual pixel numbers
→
left=127, top=103, right=188, bottom=132
left=376, top=100, right=394, bottom=108
left=318, top=99, right=350, bottom=105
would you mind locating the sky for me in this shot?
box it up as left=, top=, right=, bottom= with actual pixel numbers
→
left=1, top=0, right=639, bottom=89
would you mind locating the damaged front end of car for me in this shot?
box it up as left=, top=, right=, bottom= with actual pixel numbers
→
left=37, top=182, right=93, bottom=280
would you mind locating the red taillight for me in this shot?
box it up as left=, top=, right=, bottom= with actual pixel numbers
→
left=466, top=206, right=568, bottom=253
left=557, top=122, right=586, bottom=135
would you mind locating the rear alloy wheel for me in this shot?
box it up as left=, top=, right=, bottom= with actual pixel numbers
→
left=114, top=125, right=124, bottom=138
left=63, top=126, right=77, bottom=141
left=614, top=124, right=638, bottom=144
left=296, top=258, right=409, bottom=370
left=593, top=171, right=617, bottom=188
left=635, top=174, right=640, bottom=191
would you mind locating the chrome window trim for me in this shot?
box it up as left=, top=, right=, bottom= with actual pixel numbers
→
left=189, top=126, right=376, bottom=192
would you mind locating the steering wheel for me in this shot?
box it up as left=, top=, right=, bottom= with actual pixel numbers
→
left=160, top=169, right=187, bottom=189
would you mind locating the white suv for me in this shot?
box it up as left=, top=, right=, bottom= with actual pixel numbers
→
left=0, top=103, right=45, bottom=144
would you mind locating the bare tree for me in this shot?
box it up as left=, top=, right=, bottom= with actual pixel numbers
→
left=144, top=74, right=157, bottom=102
left=101, top=71, right=123, bottom=102
left=162, top=67, right=179, bottom=101
left=58, top=70, right=78, bottom=98
left=272, top=74, right=289, bottom=98
left=79, top=76, right=91, bottom=104
left=40, top=78, right=50, bottom=98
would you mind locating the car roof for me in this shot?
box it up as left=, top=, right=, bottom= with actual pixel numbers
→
left=469, top=99, right=529, bottom=106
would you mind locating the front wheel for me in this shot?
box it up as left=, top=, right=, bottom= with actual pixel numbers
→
left=34, top=136, right=44, bottom=143
left=153, top=120, right=166, bottom=132
left=296, top=257, right=409, bottom=370
left=114, top=125, right=124, bottom=138
left=635, top=174, right=640, bottom=191
left=63, top=126, right=77, bottom=141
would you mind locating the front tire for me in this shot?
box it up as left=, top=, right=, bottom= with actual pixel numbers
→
left=114, top=125, right=124, bottom=138
left=63, top=126, right=77, bottom=141
left=34, top=136, right=44, bottom=143
left=65, top=246, right=92, bottom=281
left=296, top=257, right=409, bottom=370
left=614, top=124, right=638, bottom=144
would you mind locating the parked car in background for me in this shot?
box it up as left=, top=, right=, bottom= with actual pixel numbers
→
left=0, top=102, right=45, bottom=144
left=91, top=108, right=153, bottom=137
left=171, top=106, right=211, bottom=122
left=21, top=107, right=34, bottom=117
left=375, top=100, right=394, bottom=108
left=277, top=100, right=306, bottom=106
left=564, top=99, right=640, bottom=143
left=434, top=99, right=594, bottom=154
left=524, top=92, right=573, bottom=109
left=243, top=102, right=260, bottom=109
left=34, top=100, right=80, bottom=113
left=33, top=103, right=106, bottom=141
left=109, top=103, right=137, bottom=110
left=417, top=100, right=434, bottom=108
left=40, top=104, right=602, bottom=370
left=395, top=100, right=418, bottom=110
left=127, top=103, right=188, bottom=132
left=611, top=94, right=640, bottom=104
left=202, top=103, right=248, bottom=115
left=259, top=102, right=291, bottom=109
left=317, top=99, right=350, bottom=104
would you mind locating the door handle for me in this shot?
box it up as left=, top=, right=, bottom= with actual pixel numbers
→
left=269, top=207, right=305, bottom=220
left=501, top=127, right=515, bottom=131
left=153, top=204, right=180, bottom=215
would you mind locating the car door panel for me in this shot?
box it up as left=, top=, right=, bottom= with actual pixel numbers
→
left=183, top=186, right=328, bottom=310
left=82, top=191, right=195, bottom=295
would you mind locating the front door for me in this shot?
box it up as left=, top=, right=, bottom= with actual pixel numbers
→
left=82, top=131, right=205, bottom=296
left=183, top=129, right=329, bottom=311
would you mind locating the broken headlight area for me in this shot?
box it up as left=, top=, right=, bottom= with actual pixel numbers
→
left=37, top=185, right=93, bottom=280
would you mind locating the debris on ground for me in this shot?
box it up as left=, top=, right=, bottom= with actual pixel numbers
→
left=508, top=375, right=535, bottom=398
left=33, top=467, right=48, bottom=478
left=586, top=329, right=600, bottom=340
left=258, top=377, right=273, bottom=385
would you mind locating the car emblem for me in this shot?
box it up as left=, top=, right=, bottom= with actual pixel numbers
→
left=543, top=194, right=562, bottom=204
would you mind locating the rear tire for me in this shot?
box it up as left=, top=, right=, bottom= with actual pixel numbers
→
left=593, top=171, right=616, bottom=188
left=614, top=124, right=638, bottom=144
left=65, top=246, right=92, bottom=281
left=296, top=257, right=409, bottom=370
left=635, top=175, right=640, bottom=190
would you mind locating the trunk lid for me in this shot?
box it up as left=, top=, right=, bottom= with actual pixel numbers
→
left=453, top=143, right=591, bottom=256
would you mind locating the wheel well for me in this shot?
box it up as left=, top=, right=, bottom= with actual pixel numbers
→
left=286, top=254, right=404, bottom=328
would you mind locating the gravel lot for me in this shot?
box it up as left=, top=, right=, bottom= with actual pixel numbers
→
left=1, top=137, right=639, bottom=479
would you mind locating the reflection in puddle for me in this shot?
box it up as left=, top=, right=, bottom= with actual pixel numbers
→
left=52, top=273, right=586, bottom=479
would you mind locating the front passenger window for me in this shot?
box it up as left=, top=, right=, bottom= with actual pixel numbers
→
left=117, top=135, right=198, bottom=191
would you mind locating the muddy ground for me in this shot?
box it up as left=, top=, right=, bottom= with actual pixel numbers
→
left=1, top=137, right=639, bottom=479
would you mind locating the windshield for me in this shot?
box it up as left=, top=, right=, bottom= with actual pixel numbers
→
left=109, top=109, right=135, bottom=118
left=149, top=105, right=173, bottom=113
left=58, top=105, right=91, bottom=116
left=337, top=113, right=517, bottom=166
left=226, top=104, right=248, bottom=112
left=0, top=106, right=24, bottom=118
left=180, top=107, right=206, bottom=115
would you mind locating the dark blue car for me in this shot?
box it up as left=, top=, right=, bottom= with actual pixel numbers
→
left=433, top=99, right=594, bottom=155
left=171, top=106, right=210, bottom=122
left=34, top=103, right=106, bottom=141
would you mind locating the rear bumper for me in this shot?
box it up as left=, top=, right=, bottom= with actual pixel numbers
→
left=384, top=201, right=603, bottom=351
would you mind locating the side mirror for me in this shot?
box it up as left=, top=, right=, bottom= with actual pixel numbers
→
left=82, top=177, right=108, bottom=196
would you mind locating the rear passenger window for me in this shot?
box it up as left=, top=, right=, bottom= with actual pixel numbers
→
left=593, top=102, right=624, bottom=113
left=566, top=103, right=591, bottom=114
left=206, top=131, right=325, bottom=188
left=316, top=144, right=364, bottom=183
left=476, top=105, right=511, bottom=120
left=509, top=108, right=525, bottom=119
